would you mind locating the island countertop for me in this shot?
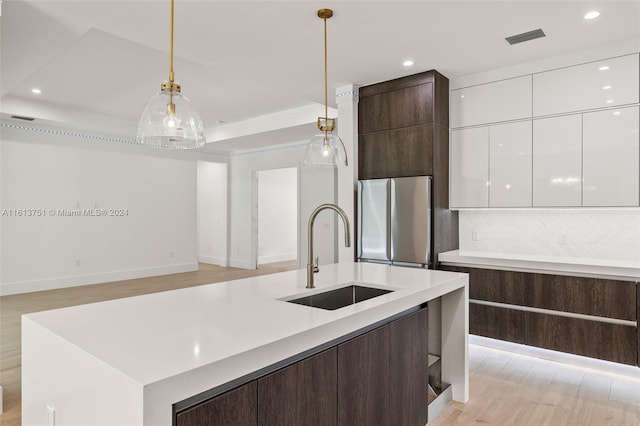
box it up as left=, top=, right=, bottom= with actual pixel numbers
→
left=22, top=262, right=468, bottom=426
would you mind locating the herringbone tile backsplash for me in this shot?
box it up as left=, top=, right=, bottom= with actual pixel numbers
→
left=459, top=209, right=640, bottom=263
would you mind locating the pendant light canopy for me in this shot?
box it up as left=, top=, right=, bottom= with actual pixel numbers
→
left=137, top=0, right=205, bottom=149
left=303, top=9, right=348, bottom=167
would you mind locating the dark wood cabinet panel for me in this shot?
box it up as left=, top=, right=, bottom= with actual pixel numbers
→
left=176, top=381, right=257, bottom=426
left=389, top=308, right=428, bottom=426
left=258, top=348, right=337, bottom=426
left=432, top=125, right=457, bottom=265
left=530, top=274, right=636, bottom=321
left=470, top=303, right=525, bottom=344
left=359, top=126, right=433, bottom=180
left=638, top=285, right=639, bottom=366
left=359, top=83, right=433, bottom=134
left=338, top=325, right=391, bottom=426
left=525, top=312, right=637, bottom=365
left=441, top=266, right=527, bottom=305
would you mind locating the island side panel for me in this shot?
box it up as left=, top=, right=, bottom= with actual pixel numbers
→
left=440, top=283, right=469, bottom=402
left=22, top=316, right=144, bottom=426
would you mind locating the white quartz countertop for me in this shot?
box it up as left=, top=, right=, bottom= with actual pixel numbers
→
left=23, top=262, right=467, bottom=424
left=439, top=250, right=640, bottom=281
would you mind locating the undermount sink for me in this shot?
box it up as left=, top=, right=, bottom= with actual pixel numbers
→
left=286, top=284, right=394, bottom=311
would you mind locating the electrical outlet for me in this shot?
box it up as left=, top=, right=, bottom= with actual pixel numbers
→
left=559, top=233, right=568, bottom=245
left=75, top=259, right=81, bottom=267
left=47, top=404, right=55, bottom=426
left=472, top=230, right=480, bottom=241
left=169, top=251, right=174, bottom=258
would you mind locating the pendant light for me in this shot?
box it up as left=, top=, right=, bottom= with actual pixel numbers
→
left=303, top=9, right=348, bottom=167
left=137, top=0, right=205, bottom=149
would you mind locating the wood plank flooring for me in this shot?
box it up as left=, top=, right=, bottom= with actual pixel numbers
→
left=2, top=262, right=640, bottom=425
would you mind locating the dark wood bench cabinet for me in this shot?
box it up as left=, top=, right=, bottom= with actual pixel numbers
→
left=440, top=265, right=638, bottom=366
left=175, top=307, right=429, bottom=426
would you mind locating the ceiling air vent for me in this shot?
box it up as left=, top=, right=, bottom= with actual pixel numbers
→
left=10, top=115, right=35, bottom=121
left=505, top=29, right=546, bottom=45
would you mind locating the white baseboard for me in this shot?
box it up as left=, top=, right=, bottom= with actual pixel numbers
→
left=258, top=253, right=296, bottom=264
left=0, top=384, right=3, bottom=414
left=0, top=263, right=199, bottom=296
left=198, top=255, right=227, bottom=266
left=229, top=259, right=254, bottom=269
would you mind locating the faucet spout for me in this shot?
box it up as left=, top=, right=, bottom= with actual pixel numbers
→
left=307, top=203, right=351, bottom=289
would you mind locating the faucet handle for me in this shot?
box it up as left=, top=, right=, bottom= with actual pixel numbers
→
left=313, top=256, right=319, bottom=273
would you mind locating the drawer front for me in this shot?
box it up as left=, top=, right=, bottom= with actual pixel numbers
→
left=442, top=266, right=527, bottom=305
left=470, top=303, right=525, bottom=344
left=525, top=312, right=637, bottom=366
left=530, top=274, right=636, bottom=321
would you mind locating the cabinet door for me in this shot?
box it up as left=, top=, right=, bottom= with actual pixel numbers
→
left=470, top=303, right=525, bottom=344
left=583, top=106, right=639, bottom=206
left=450, top=127, right=489, bottom=208
left=359, top=83, right=433, bottom=133
left=533, top=54, right=639, bottom=116
left=451, top=76, right=532, bottom=128
left=533, top=115, right=582, bottom=206
left=338, top=325, right=390, bottom=426
left=359, top=126, right=433, bottom=179
left=389, top=309, right=428, bottom=426
left=489, top=121, right=532, bottom=207
left=176, top=381, right=257, bottom=426
left=258, top=348, right=337, bottom=426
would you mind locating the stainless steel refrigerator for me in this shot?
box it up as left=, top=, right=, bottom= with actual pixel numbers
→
left=357, top=176, right=432, bottom=267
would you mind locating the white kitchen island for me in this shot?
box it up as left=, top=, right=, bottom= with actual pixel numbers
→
left=22, top=262, right=468, bottom=425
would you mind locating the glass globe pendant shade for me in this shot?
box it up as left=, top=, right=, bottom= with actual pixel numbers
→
left=136, top=86, right=205, bottom=149
left=303, top=131, right=348, bottom=167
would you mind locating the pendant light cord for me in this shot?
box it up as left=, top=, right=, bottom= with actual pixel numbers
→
left=323, top=15, right=328, bottom=134
left=169, top=0, right=175, bottom=83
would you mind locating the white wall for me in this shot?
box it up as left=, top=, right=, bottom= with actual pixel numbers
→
left=451, top=40, right=640, bottom=265
left=229, top=142, right=337, bottom=270
left=1, top=133, right=199, bottom=295
left=257, top=167, right=297, bottom=265
left=197, top=161, right=228, bottom=266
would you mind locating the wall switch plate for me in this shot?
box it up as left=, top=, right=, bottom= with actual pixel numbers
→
left=472, top=230, right=480, bottom=241
left=47, top=404, right=55, bottom=426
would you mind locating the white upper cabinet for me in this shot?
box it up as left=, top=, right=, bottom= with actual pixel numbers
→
left=583, top=106, right=640, bottom=207
left=533, top=115, right=583, bottom=207
left=489, top=121, right=532, bottom=207
left=533, top=54, right=639, bottom=116
left=450, top=76, right=532, bottom=128
left=450, top=127, right=489, bottom=208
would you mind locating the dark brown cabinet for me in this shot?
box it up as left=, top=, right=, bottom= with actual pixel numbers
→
left=258, top=348, right=337, bottom=426
left=338, top=324, right=390, bottom=426
left=337, top=308, right=429, bottom=426
left=440, top=265, right=639, bottom=366
left=176, top=308, right=429, bottom=425
left=358, top=70, right=458, bottom=266
left=389, top=308, right=429, bottom=425
left=176, top=381, right=257, bottom=426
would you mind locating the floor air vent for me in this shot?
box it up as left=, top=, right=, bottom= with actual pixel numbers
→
left=505, top=29, right=546, bottom=45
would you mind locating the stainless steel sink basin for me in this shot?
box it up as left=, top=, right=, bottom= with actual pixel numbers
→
left=286, top=284, right=394, bottom=310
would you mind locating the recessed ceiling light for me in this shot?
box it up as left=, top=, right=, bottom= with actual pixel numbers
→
left=602, top=85, right=612, bottom=90
left=606, top=100, right=614, bottom=104
left=613, top=111, right=621, bottom=116
left=402, top=60, right=414, bottom=67
left=598, top=65, right=610, bottom=71
left=31, top=88, right=42, bottom=94
left=584, top=11, right=600, bottom=20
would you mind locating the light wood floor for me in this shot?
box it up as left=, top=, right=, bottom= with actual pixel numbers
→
left=2, top=262, right=640, bottom=426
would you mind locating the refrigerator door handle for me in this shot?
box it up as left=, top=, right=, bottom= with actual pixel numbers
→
left=387, top=179, right=393, bottom=261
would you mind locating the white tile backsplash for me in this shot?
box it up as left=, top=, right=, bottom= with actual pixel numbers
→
left=459, top=210, right=640, bottom=262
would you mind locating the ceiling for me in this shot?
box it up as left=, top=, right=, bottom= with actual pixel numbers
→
left=1, top=0, right=639, bottom=152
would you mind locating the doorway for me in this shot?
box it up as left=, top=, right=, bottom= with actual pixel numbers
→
left=255, top=167, right=298, bottom=268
